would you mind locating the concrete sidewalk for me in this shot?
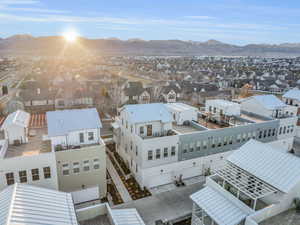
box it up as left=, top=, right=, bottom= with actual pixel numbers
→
left=114, top=181, right=204, bottom=225
left=107, top=157, right=132, bottom=203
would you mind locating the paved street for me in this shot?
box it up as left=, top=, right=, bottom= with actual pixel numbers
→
left=113, top=181, right=204, bottom=225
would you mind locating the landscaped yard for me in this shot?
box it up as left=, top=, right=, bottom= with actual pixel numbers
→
left=107, top=143, right=151, bottom=200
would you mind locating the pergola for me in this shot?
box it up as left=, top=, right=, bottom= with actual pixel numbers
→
left=216, top=162, right=278, bottom=210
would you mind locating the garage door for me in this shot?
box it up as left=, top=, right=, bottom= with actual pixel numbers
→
left=71, top=186, right=99, bottom=204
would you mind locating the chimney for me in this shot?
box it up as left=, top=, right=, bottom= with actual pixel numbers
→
left=37, top=88, right=41, bottom=95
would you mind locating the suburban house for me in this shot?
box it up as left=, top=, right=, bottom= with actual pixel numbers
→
left=0, top=110, right=30, bottom=145
left=241, top=94, right=297, bottom=118
left=159, top=85, right=181, bottom=103
left=0, top=108, right=107, bottom=204
left=190, top=140, right=300, bottom=225
left=283, top=88, right=300, bottom=109
left=121, top=81, right=151, bottom=105
left=113, top=99, right=297, bottom=189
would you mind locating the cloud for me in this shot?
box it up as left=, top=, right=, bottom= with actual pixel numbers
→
left=184, top=16, right=216, bottom=20
left=0, top=0, right=39, bottom=5
left=1, top=6, right=69, bottom=13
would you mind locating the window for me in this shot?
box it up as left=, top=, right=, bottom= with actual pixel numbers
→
left=237, top=134, right=241, bottom=142
left=196, top=146, right=201, bottom=151
left=43, top=167, right=51, bottom=179
left=136, top=165, right=138, bottom=173
left=147, top=125, right=152, bottom=136
left=140, top=126, right=144, bottom=135
left=126, top=121, right=128, bottom=129
left=263, top=130, right=267, bottom=138
left=283, top=126, right=286, bottom=134
left=62, top=164, right=69, bottom=176
left=156, top=149, right=161, bottom=159
left=164, top=148, right=168, bottom=158
left=122, top=118, right=124, bottom=125
left=209, top=106, right=212, bottom=112
left=83, top=160, right=90, bottom=171
left=79, top=133, right=84, bottom=143
left=259, top=131, right=262, bottom=138
left=268, top=129, right=271, bottom=137
left=130, top=141, right=133, bottom=151
left=291, top=125, right=294, bottom=133
left=73, top=162, right=80, bottom=173
left=93, top=159, right=100, bottom=169
left=148, top=150, right=153, bottom=160
left=19, top=170, right=27, bottom=183
left=213, top=107, right=216, bottom=113
left=171, top=146, right=176, bottom=156
left=6, top=173, right=14, bottom=185
left=31, top=169, right=39, bottom=181
left=279, top=127, right=282, bottom=135
left=88, top=132, right=94, bottom=141
left=183, top=148, right=188, bottom=153
left=136, top=146, right=138, bottom=156
left=130, top=125, right=133, bottom=133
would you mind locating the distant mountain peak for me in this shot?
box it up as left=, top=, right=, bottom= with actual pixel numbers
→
left=203, top=39, right=226, bottom=45
left=6, top=34, right=34, bottom=41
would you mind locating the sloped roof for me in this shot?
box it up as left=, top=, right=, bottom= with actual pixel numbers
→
left=1, top=110, right=30, bottom=130
left=190, top=186, right=248, bottom=225
left=228, top=139, right=300, bottom=193
left=251, top=95, right=286, bottom=110
left=110, top=209, right=146, bottom=225
left=283, top=89, right=300, bottom=101
left=47, top=108, right=102, bottom=137
left=122, top=103, right=173, bottom=124
left=0, top=184, right=78, bottom=225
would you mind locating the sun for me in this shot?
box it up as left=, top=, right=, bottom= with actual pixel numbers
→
left=63, top=31, right=78, bottom=43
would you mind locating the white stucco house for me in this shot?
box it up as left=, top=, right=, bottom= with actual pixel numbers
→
left=190, top=140, right=300, bottom=225
left=1, top=110, right=30, bottom=145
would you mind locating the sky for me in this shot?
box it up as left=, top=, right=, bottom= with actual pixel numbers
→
left=1, top=0, right=300, bottom=45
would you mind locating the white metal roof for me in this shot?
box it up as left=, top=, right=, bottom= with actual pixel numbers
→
left=206, top=99, right=240, bottom=108
left=283, top=89, right=300, bottom=101
left=228, top=139, right=300, bottom=193
left=165, top=102, right=198, bottom=112
left=190, top=186, right=248, bottom=225
left=122, top=103, right=173, bottom=124
left=0, top=183, right=78, bottom=225
left=251, top=95, right=286, bottom=110
left=110, top=209, right=146, bottom=225
left=1, top=110, right=30, bottom=130
left=46, top=108, right=102, bottom=137
left=216, top=162, right=277, bottom=200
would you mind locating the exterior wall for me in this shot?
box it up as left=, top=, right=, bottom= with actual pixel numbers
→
left=4, top=124, right=28, bottom=145
left=140, top=150, right=232, bottom=188
left=205, top=100, right=240, bottom=116
left=282, top=97, right=300, bottom=107
left=55, top=143, right=107, bottom=199
left=245, top=182, right=300, bottom=225
left=49, top=128, right=101, bottom=151
left=0, top=152, right=59, bottom=191
left=178, top=120, right=279, bottom=161
left=139, top=91, right=150, bottom=104
left=167, top=107, right=198, bottom=125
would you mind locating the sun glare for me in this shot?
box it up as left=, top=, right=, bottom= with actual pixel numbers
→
left=63, top=31, right=78, bottom=43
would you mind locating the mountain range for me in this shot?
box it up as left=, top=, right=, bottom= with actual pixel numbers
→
left=1, top=34, right=300, bottom=57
